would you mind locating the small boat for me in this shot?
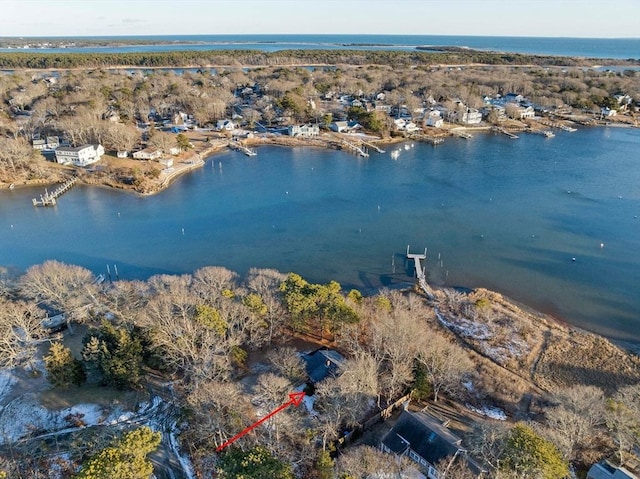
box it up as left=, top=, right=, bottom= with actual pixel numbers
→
left=9, top=183, right=15, bottom=189
left=390, top=150, right=400, bottom=160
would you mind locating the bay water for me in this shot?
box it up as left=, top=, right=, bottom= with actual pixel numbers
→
left=1, top=127, right=639, bottom=343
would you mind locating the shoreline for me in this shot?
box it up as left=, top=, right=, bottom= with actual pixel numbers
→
left=2, top=119, right=637, bottom=195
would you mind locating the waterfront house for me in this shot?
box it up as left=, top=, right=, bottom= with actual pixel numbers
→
left=302, top=348, right=345, bottom=384
left=425, top=110, right=444, bottom=128
left=133, top=147, right=162, bottom=160
left=587, top=462, right=639, bottom=479
left=216, top=119, right=236, bottom=131
left=601, top=107, right=617, bottom=117
left=380, top=409, right=484, bottom=479
left=330, top=121, right=349, bottom=133
left=288, top=123, right=320, bottom=137
left=55, top=144, right=104, bottom=167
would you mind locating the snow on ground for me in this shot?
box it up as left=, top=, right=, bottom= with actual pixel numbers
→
left=466, top=403, right=507, bottom=420
left=0, top=395, right=111, bottom=445
left=0, top=369, right=17, bottom=404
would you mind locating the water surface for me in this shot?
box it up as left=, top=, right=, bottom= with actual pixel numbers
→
left=1, top=127, right=638, bottom=343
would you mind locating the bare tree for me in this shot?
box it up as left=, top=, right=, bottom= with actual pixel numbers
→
left=335, top=445, right=423, bottom=478
left=148, top=130, right=176, bottom=153
left=19, top=260, right=98, bottom=326
left=416, top=331, right=473, bottom=402
left=267, top=347, right=307, bottom=384
left=0, top=297, right=47, bottom=369
left=544, top=385, right=606, bottom=461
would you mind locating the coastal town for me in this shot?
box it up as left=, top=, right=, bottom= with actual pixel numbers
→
left=0, top=56, right=637, bottom=195
left=0, top=46, right=639, bottom=479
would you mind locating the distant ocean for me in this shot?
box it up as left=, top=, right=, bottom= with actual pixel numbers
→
left=1, top=34, right=638, bottom=59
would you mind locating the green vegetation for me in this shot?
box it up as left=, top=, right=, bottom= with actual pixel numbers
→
left=0, top=48, right=635, bottom=70
left=44, top=342, right=86, bottom=388
left=501, top=423, right=569, bottom=479
left=216, top=446, right=295, bottom=479
left=81, top=321, right=145, bottom=390
left=74, top=426, right=161, bottom=479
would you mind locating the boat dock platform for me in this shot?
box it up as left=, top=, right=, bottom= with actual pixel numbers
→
left=32, top=177, right=77, bottom=206
left=229, top=141, right=257, bottom=156
left=341, top=140, right=369, bottom=158
left=406, top=245, right=434, bottom=299
left=537, top=119, right=577, bottom=132
left=451, top=129, right=473, bottom=139
left=360, top=140, right=385, bottom=154
left=494, top=127, right=519, bottom=139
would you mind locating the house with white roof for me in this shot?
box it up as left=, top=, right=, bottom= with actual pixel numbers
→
left=55, top=144, right=104, bottom=167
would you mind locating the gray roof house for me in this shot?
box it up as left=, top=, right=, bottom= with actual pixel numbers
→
left=381, top=409, right=484, bottom=479
left=587, top=462, right=639, bottom=479
left=302, top=348, right=345, bottom=383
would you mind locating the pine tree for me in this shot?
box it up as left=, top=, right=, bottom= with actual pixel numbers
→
left=44, top=342, right=85, bottom=388
left=74, top=426, right=161, bottom=479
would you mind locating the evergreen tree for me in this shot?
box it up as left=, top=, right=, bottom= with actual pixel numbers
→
left=217, top=446, right=294, bottom=479
left=81, top=321, right=144, bottom=389
left=44, top=342, right=85, bottom=388
left=501, top=423, right=569, bottom=479
left=74, top=426, right=161, bottom=479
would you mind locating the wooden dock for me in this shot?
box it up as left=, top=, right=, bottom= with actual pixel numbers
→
left=341, top=140, right=369, bottom=158
left=360, top=140, right=385, bottom=154
left=494, top=127, right=519, bottom=139
left=410, top=133, right=445, bottom=145
left=451, top=129, right=473, bottom=139
left=229, top=141, right=257, bottom=156
left=537, top=119, right=578, bottom=132
left=406, top=245, right=434, bottom=299
left=32, top=177, right=77, bottom=207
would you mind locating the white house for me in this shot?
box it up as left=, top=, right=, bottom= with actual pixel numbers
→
left=425, top=110, right=443, bottom=128
left=32, top=136, right=60, bottom=151
left=449, top=107, right=482, bottom=125
left=132, top=147, right=162, bottom=160
left=55, top=144, right=104, bottom=167
left=601, top=107, right=617, bottom=117
left=288, top=123, right=319, bottom=137
left=330, top=121, right=349, bottom=133
left=116, top=150, right=128, bottom=158
left=216, top=119, right=236, bottom=131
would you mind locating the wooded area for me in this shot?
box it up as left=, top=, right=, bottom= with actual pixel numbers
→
left=0, top=261, right=638, bottom=478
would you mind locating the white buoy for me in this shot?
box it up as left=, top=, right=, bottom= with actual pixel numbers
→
left=181, top=228, right=185, bottom=235
left=572, top=257, right=576, bottom=262
left=600, top=243, right=604, bottom=249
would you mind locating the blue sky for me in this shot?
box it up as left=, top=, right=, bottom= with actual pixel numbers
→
left=1, top=0, right=639, bottom=38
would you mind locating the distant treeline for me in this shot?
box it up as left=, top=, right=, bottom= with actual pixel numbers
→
left=0, top=48, right=636, bottom=69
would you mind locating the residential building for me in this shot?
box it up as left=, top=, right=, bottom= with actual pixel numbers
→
left=330, top=121, right=349, bottom=133
left=302, top=348, right=345, bottom=384
left=381, top=409, right=484, bottom=479
left=425, top=110, right=444, bottom=128
left=450, top=108, right=482, bottom=125
left=216, top=119, right=236, bottom=131
left=601, top=107, right=617, bottom=117
left=116, top=150, right=128, bottom=158
left=32, top=136, right=60, bottom=151
left=132, top=147, right=162, bottom=160
left=587, top=462, right=639, bottom=479
left=55, top=144, right=104, bottom=167
left=288, top=123, right=320, bottom=137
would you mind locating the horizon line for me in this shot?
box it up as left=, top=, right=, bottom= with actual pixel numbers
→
left=1, top=33, right=639, bottom=40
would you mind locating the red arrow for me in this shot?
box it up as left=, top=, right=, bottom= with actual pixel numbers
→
left=216, top=391, right=305, bottom=452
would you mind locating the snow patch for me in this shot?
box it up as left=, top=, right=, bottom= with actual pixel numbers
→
left=0, top=369, right=17, bottom=404
left=466, top=403, right=507, bottom=420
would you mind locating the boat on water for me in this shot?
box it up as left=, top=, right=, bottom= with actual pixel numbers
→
left=9, top=183, right=15, bottom=189
left=390, top=150, right=400, bottom=160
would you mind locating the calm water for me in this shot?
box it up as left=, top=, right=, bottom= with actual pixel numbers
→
left=1, top=127, right=639, bottom=343
left=2, top=34, right=638, bottom=59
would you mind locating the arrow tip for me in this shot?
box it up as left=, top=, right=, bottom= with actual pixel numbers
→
left=289, top=391, right=305, bottom=407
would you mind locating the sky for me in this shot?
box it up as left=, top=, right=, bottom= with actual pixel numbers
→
left=0, top=0, right=639, bottom=38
